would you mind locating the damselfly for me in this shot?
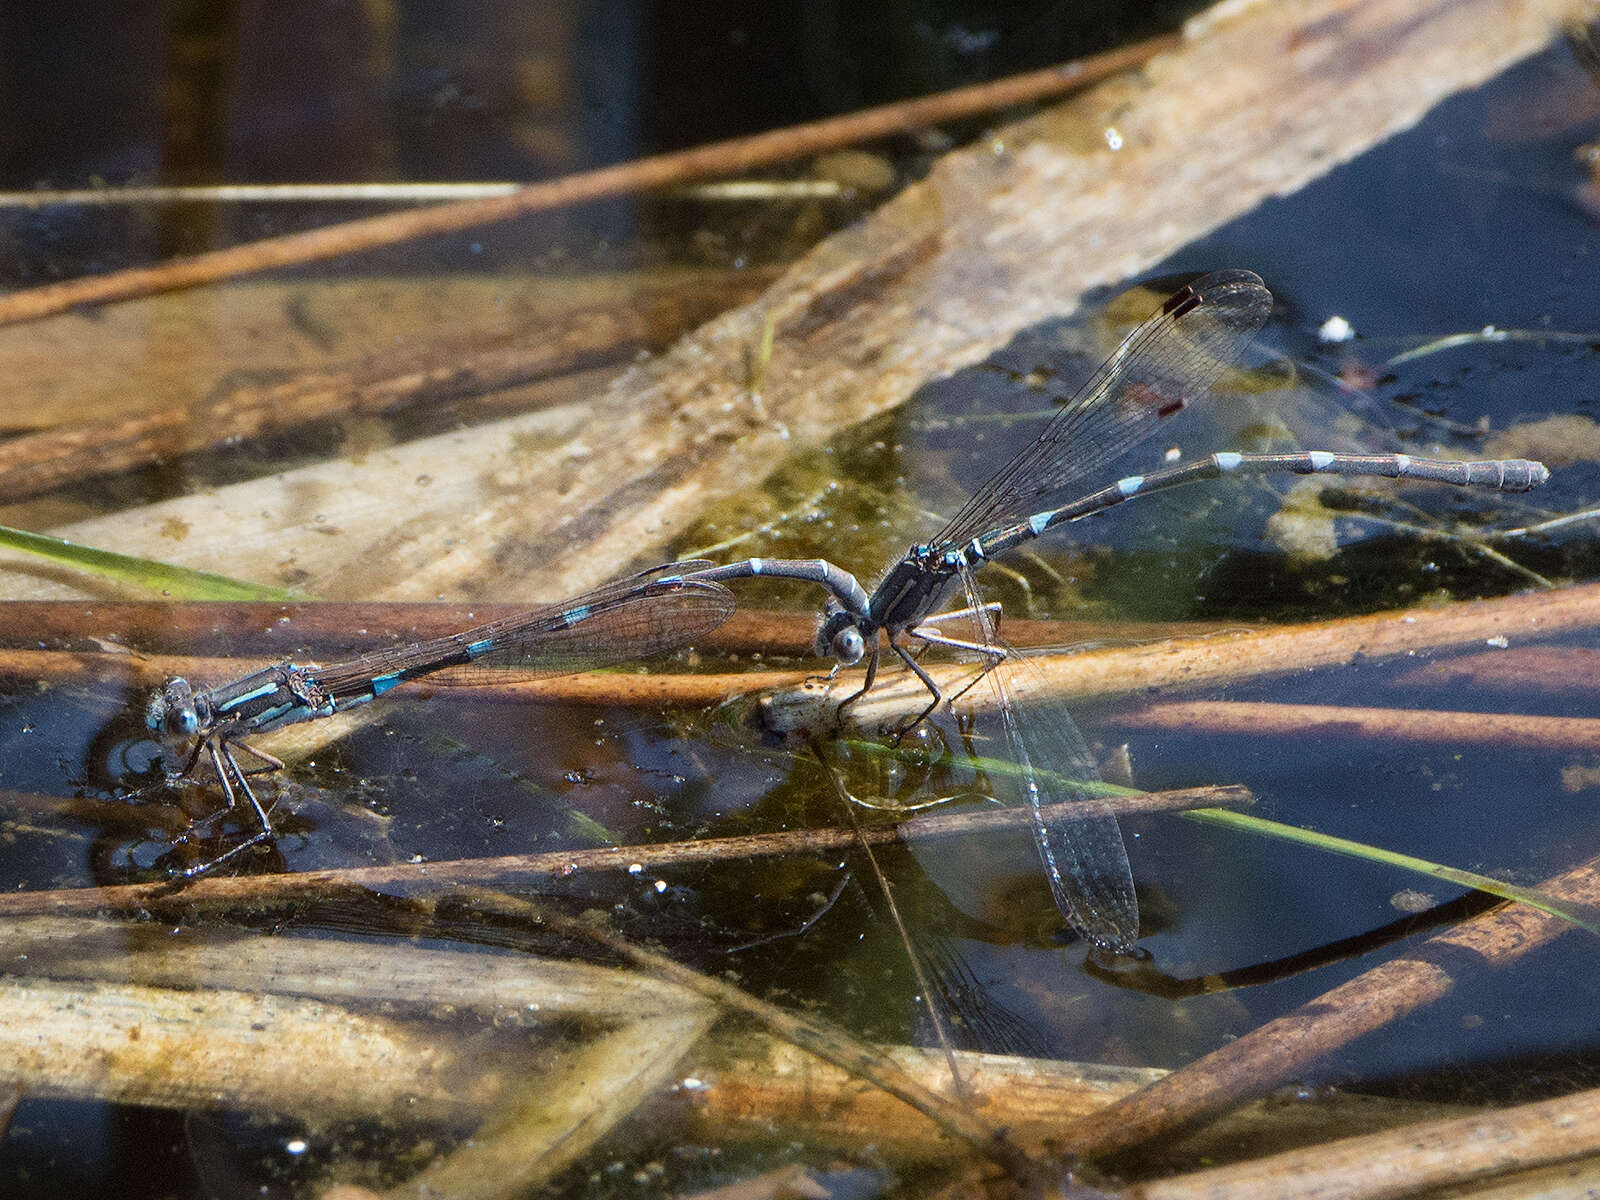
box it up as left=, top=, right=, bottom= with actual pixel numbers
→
left=690, top=269, right=1549, bottom=953
left=145, top=561, right=734, bottom=876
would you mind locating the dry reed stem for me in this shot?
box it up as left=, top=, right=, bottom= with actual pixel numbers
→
left=0, top=40, right=1173, bottom=329
left=9, top=580, right=1599, bottom=713
left=1113, top=700, right=1600, bottom=752
left=684, top=1034, right=1471, bottom=1166
left=0, top=914, right=1107, bottom=1169
left=379, top=1007, right=717, bottom=1200
left=0, top=974, right=501, bottom=1122
left=0, top=600, right=1217, bottom=659
left=689, top=1035, right=1164, bottom=1162
left=0, top=915, right=697, bottom=1022
left=0, top=782, right=1248, bottom=918
left=1130, top=1084, right=1600, bottom=1200
left=0, top=913, right=1490, bottom=1174
left=1056, top=850, right=1600, bottom=1159
left=0, top=916, right=719, bottom=1193
left=0, top=270, right=775, bottom=500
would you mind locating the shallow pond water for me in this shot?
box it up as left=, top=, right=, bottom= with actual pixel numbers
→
left=2, top=6, right=1600, bottom=1199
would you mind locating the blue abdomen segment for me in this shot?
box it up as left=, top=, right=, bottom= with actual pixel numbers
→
left=369, top=672, right=405, bottom=696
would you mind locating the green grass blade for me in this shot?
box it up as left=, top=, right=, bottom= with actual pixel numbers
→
left=835, top=736, right=1152, bottom=796
left=0, top=525, right=306, bottom=601
left=1184, top=807, right=1600, bottom=936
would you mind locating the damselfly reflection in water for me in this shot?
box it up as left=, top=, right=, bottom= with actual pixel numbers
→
left=689, top=270, right=1550, bottom=955
left=143, top=562, right=734, bottom=876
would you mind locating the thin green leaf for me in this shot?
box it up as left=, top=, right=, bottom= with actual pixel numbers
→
left=835, top=736, right=1140, bottom=795
left=0, top=525, right=305, bottom=601
left=1184, top=807, right=1600, bottom=936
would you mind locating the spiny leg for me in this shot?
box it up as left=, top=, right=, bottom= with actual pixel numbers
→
left=217, top=738, right=279, bottom=840
left=172, top=738, right=280, bottom=878
left=907, top=623, right=1010, bottom=708
left=224, top=736, right=287, bottom=779
left=122, top=736, right=208, bottom=808
left=832, top=643, right=881, bottom=718
left=912, top=601, right=1004, bottom=630
left=891, top=636, right=948, bottom=736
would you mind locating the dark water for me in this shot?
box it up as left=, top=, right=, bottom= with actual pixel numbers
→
left=3, top=7, right=1600, bottom=1198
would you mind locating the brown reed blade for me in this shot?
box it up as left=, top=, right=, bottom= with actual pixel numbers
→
left=0, top=38, right=1175, bottom=329
left=1055, top=850, right=1600, bottom=1161
left=0, top=782, right=1250, bottom=919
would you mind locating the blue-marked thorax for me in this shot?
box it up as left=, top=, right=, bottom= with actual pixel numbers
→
left=868, top=543, right=965, bottom=633
left=205, top=663, right=335, bottom=735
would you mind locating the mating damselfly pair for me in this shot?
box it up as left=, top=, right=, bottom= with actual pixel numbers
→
left=145, top=269, right=1548, bottom=949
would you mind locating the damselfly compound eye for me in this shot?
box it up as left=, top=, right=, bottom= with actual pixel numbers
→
left=149, top=678, right=200, bottom=742
left=831, top=626, right=866, bottom=666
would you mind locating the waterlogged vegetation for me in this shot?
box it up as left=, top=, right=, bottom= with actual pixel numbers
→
left=4, top=6, right=1600, bottom=1199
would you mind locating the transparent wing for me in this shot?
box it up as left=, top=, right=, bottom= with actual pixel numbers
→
left=956, top=564, right=1139, bottom=953
left=936, top=269, right=1272, bottom=546
left=314, top=561, right=732, bottom=694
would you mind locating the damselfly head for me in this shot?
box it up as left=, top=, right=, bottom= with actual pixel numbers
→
left=146, top=677, right=207, bottom=761
left=814, top=606, right=867, bottom=666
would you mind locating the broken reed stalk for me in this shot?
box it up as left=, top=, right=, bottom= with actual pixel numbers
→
left=0, top=914, right=720, bottom=1195
left=0, top=37, right=1175, bottom=330
left=1113, top=700, right=1600, bottom=753
left=451, top=890, right=1030, bottom=1176
left=832, top=579, right=1600, bottom=723
left=378, top=1006, right=718, bottom=1200
left=5, top=913, right=1130, bottom=1166
left=0, top=268, right=777, bottom=501
left=9, top=578, right=1600, bottom=711
left=0, top=973, right=502, bottom=1123
left=0, top=782, right=1249, bottom=918
left=1056, top=849, right=1600, bottom=1161
left=0, top=912, right=1514, bottom=1172
left=0, top=914, right=699, bottom=1021
left=685, top=1033, right=1164, bottom=1160
left=0, top=645, right=818, bottom=704
left=0, top=602, right=816, bottom=656
left=0, top=600, right=1211, bottom=659
left=0, top=903, right=1020, bottom=1182
left=1132, top=1083, right=1600, bottom=1200
left=682, top=1032, right=1513, bottom=1168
